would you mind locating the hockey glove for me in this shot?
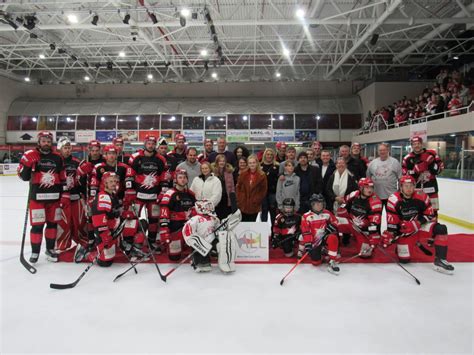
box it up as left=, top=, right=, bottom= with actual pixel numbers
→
left=381, top=230, right=394, bottom=248
left=336, top=207, right=349, bottom=218
left=20, top=149, right=41, bottom=168
left=368, top=234, right=380, bottom=248
left=400, top=220, right=420, bottom=235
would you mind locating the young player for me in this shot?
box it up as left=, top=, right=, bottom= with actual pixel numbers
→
left=336, top=178, right=382, bottom=258
left=17, top=131, right=65, bottom=263
left=272, top=198, right=301, bottom=257
left=383, top=175, right=454, bottom=274
left=127, top=135, right=167, bottom=250
left=299, top=194, right=340, bottom=274
left=159, top=169, right=196, bottom=260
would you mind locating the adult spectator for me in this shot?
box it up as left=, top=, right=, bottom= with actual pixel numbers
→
left=306, top=149, right=319, bottom=167
left=167, top=134, right=187, bottom=171
left=260, top=148, right=279, bottom=222
left=350, top=142, right=369, bottom=170
left=320, top=150, right=336, bottom=207
left=294, top=151, right=323, bottom=214
left=325, top=157, right=358, bottom=212
left=234, top=157, right=248, bottom=186
left=236, top=155, right=268, bottom=222
left=189, top=161, right=222, bottom=209
left=275, top=142, right=287, bottom=163
left=176, top=147, right=201, bottom=186
left=366, top=143, right=402, bottom=206
left=208, top=136, right=237, bottom=167
left=212, top=154, right=236, bottom=220
left=311, top=141, right=323, bottom=166
left=233, top=145, right=250, bottom=162
left=339, top=144, right=366, bottom=181
left=276, top=161, right=300, bottom=212
left=197, top=138, right=215, bottom=163
left=278, top=146, right=297, bottom=174
left=445, top=151, right=459, bottom=170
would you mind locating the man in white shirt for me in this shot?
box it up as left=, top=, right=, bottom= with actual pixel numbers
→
left=366, top=143, right=402, bottom=206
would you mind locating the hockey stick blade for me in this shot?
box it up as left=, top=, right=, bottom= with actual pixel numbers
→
left=20, top=254, right=37, bottom=274
left=19, top=185, right=37, bottom=274
left=50, top=261, right=95, bottom=290
left=279, top=252, right=309, bottom=286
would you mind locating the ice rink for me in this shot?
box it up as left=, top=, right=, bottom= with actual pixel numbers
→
left=1, top=175, right=473, bottom=354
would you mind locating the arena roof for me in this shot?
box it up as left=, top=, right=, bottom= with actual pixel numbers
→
left=0, top=0, right=473, bottom=84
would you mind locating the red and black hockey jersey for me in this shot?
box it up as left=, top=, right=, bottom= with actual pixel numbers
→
left=402, top=149, right=443, bottom=194
left=90, top=162, right=135, bottom=200
left=343, top=190, right=382, bottom=233
left=128, top=149, right=167, bottom=201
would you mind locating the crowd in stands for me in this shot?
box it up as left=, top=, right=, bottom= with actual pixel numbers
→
left=363, top=69, right=474, bottom=131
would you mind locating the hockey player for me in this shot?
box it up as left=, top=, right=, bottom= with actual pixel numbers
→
left=167, top=134, right=187, bottom=171
left=383, top=175, right=454, bottom=274
left=17, top=131, right=65, bottom=263
left=336, top=178, right=382, bottom=258
left=90, top=145, right=142, bottom=256
left=88, top=171, right=122, bottom=267
left=76, top=140, right=105, bottom=252
left=157, top=137, right=174, bottom=197
left=113, top=137, right=130, bottom=164
left=55, top=137, right=83, bottom=252
left=299, top=194, right=340, bottom=274
left=272, top=198, right=301, bottom=257
left=160, top=169, right=196, bottom=260
left=127, top=135, right=167, bottom=250
left=402, top=136, right=443, bottom=212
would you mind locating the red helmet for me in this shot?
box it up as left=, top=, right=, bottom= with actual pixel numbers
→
left=38, top=131, right=53, bottom=141
left=103, top=144, right=117, bottom=154
left=276, top=142, right=287, bottom=150
left=113, top=137, right=124, bottom=145
left=400, top=175, right=416, bottom=185
left=144, top=135, right=157, bottom=144
left=358, top=177, right=374, bottom=189
left=174, top=168, right=188, bottom=183
left=175, top=133, right=186, bottom=142
left=88, top=140, right=101, bottom=148
left=102, top=171, right=118, bottom=182
left=410, top=136, right=423, bottom=144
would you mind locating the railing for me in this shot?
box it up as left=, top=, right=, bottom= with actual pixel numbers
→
left=356, top=101, right=474, bottom=136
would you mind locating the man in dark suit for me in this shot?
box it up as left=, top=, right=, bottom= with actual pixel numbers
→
left=294, top=151, right=323, bottom=214
left=320, top=150, right=336, bottom=207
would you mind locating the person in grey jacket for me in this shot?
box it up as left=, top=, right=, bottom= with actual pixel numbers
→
left=366, top=142, right=402, bottom=206
left=276, top=160, right=300, bottom=212
left=176, top=148, right=201, bottom=186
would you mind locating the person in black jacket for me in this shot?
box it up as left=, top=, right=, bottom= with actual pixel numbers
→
left=325, top=157, right=358, bottom=212
left=339, top=145, right=366, bottom=181
left=260, top=148, right=279, bottom=222
left=294, top=151, right=323, bottom=214
left=320, top=150, right=337, bottom=207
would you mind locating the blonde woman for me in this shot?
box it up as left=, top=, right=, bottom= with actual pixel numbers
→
left=236, top=154, right=268, bottom=222
left=190, top=161, right=222, bottom=209
left=212, top=154, right=236, bottom=220
left=260, top=148, right=279, bottom=222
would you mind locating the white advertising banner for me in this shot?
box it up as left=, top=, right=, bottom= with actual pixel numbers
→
left=0, top=163, right=19, bottom=175
left=410, top=121, right=428, bottom=142
left=234, top=222, right=270, bottom=262
left=75, top=131, right=96, bottom=143
left=6, top=131, right=56, bottom=143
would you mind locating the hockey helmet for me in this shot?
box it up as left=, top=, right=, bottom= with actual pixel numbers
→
left=282, top=198, right=295, bottom=216
left=410, top=135, right=423, bottom=144
left=57, top=136, right=71, bottom=150
left=113, top=137, right=124, bottom=145
left=276, top=142, right=287, bottom=150
left=195, top=200, right=215, bottom=215
left=400, top=175, right=416, bottom=186
left=175, top=133, right=186, bottom=142
left=102, top=171, right=118, bottom=182
left=88, top=140, right=101, bottom=148
left=37, top=131, right=53, bottom=142
left=158, top=137, right=168, bottom=146
left=103, top=144, right=117, bottom=154
left=358, top=177, right=374, bottom=189
left=174, top=169, right=188, bottom=185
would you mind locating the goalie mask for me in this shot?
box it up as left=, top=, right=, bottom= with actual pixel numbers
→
left=282, top=198, right=296, bottom=216
left=195, top=200, right=215, bottom=215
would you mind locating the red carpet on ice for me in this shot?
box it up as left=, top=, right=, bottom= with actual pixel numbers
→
left=59, top=233, right=474, bottom=264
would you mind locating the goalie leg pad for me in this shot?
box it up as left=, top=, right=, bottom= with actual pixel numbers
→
left=184, top=234, right=213, bottom=257
left=217, top=231, right=237, bottom=273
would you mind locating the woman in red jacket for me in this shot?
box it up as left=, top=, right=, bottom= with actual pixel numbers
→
left=236, top=155, right=268, bottom=222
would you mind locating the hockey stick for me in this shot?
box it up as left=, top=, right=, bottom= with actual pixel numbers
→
left=164, top=209, right=242, bottom=280
left=355, top=225, right=421, bottom=285
left=50, top=256, right=97, bottom=289
left=271, top=234, right=298, bottom=248
left=279, top=251, right=310, bottom=286
left=20, top=193, right=37, bottom=274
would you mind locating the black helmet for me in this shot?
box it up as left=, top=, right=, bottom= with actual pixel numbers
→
left=282, top=198, right=295, bottom=216
left=310, top=194, right=325, bottom=204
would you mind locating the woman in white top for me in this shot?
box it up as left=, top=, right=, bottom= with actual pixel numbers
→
left=189, top=161, right=222, bottom=209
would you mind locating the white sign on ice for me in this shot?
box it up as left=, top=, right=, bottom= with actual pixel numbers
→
left=233, top=222, right=270, bottom=262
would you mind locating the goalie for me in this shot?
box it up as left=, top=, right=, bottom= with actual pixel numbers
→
left=182, top=200, right=241, bottom=273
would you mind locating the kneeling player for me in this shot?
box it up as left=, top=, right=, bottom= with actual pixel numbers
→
left=183, top=200, right=241, bottom=273
left=336, top=178, right=382, bottom=257
left=383, top=176, right=454, bottom=274
left=88, top=172, right=122, bottom=267
left=272, top=198, right=301, bottom=257
left=299, top=194, right=340, bottom=275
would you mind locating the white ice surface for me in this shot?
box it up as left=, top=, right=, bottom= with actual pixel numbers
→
left=1, top=176, right=473, bottom=354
